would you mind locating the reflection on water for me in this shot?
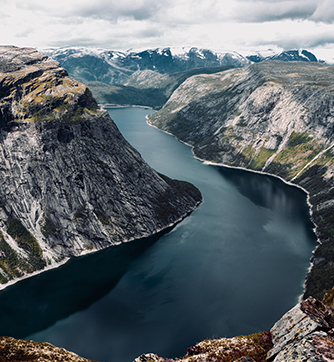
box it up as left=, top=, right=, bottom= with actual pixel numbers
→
left=215, top=166, right=315, bottom=235
left=0, top=230, right=168, bottom=338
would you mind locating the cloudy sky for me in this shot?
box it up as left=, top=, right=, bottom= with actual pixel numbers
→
left=1, top=0, right=334, bottom=61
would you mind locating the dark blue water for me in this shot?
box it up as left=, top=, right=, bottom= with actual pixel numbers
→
left=0, top=107, right=316, bottom=362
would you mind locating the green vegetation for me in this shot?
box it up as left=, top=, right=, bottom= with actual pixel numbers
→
left=268, top=132, right=322, bottom=179
left=304, top=257, right=334, bottom=300
left=88, top=65, right=234, bottom=109
left=87, top=82, right=168, bottom=110
left=250, top=147, right=276, bottom=170
left=96, top=211, right=112, bottom=225
left=7, top=218, right=42, bottom=258
left=40, top=216, right=57, bottom=238
left=0, top=232, right=20, bottom=283
left=264, top=161, right=291, bottom=179
left=288, top=131, right=312, bottom=147
left=0, top=231, right=41, bottom=283
left=5, top=218, right=45, bottom=273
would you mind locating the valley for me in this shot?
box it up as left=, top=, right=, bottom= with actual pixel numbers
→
left=0, top=45, right=334, bottom=362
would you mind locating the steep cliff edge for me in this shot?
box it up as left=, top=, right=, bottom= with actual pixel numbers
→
left=148, top=60, right=334, bottom=300
left=0, top=46, right=201, bottom=285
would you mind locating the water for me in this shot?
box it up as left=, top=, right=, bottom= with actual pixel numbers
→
left=0, top=107, right=316, bottom=362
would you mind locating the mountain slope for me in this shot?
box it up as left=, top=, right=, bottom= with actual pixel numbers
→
left=148, top=60, right=334, bottom=300
left=42, top=47, right=319, bottom=109
left=0, top=46, right=201, bottom=286
left=87, top=65, right=234, bottom=108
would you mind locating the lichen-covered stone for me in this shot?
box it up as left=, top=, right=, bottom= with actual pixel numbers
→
left=0, top=46, right=202, bottom=285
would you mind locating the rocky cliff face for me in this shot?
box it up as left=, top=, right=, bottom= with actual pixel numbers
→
left=0, top=46, right=201, bottom=285
left=148, top=60, right=334, bottom=300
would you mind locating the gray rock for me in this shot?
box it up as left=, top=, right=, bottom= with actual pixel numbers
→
left=147, top=60, right=334, bottom=300
left=0, top=46, right=202, bottom=285
left=271, top=330, right=334, bottom=362
left=268, top=298, right=334, bottom=361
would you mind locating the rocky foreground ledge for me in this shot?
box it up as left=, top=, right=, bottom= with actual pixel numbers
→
left=2, top=295, right=334, bottom=361
left=0, top=46, right=201, bottom=285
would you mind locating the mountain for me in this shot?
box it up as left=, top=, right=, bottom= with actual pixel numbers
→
left=42, top=46, right=319, bottom=87
left=148, top=60, right=334, bottom=301
left=0, top=46, right=201, bottom=285
left=247, top=49, right=318, bottom=63
left=42, top=47, right=320, bottom=109
left=86, top=65, right=234, bottom=109
left=42, top=46, right=251, bottom=86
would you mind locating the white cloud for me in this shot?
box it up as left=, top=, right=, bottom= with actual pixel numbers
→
left=230, top=0, right=317, bottom=22
left=0, top=0, right=334, bottom=57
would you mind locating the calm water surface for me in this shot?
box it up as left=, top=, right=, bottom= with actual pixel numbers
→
left=0, top=108, right=316, bottom=362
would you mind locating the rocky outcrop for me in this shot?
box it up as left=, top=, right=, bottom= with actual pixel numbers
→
left=0, top=46, right=201, bottom=286
left=267, top=296, right=334, bottom=362
left=0, top=336, right=95, bottom=362
left=148, top=60, right=334, bottom=300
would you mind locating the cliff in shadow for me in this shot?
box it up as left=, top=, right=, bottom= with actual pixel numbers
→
left=148, top=60, right=334, bottom=300
left=0, top=46, right=201, bottom=286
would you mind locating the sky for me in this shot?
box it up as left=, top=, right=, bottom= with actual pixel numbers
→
left=1, top=0, right=334, bottom=61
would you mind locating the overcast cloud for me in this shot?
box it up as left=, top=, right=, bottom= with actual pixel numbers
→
left=1, top=0, right=334, bottom=61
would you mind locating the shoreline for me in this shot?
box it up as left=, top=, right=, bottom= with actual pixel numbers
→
left=100, top=103, right=154, bottom=110
left=145, top=113, right=319, bottom=303
left=0, top=192, right=201, bottom=293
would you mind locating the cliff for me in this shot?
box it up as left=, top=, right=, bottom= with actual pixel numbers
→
left=0, top=46, right=201, bottom=285
left=148, top=60, right=334, bottom=300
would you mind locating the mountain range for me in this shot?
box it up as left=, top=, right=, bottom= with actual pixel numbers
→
left=43, top=46, right=320, bottom=85
left=2, top=45, right=334, bottom=361
left=42, top=47, right=320, bottom=109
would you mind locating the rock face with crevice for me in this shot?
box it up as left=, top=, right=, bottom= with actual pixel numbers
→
left=0, top=46, right=201, bottom=285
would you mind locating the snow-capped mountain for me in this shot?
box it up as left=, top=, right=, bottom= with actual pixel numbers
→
left=41, top=47, right=252, bottom=85
left=41, top=46, right=319, bottom=86
left=247, top=49, right=318, bottom=63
